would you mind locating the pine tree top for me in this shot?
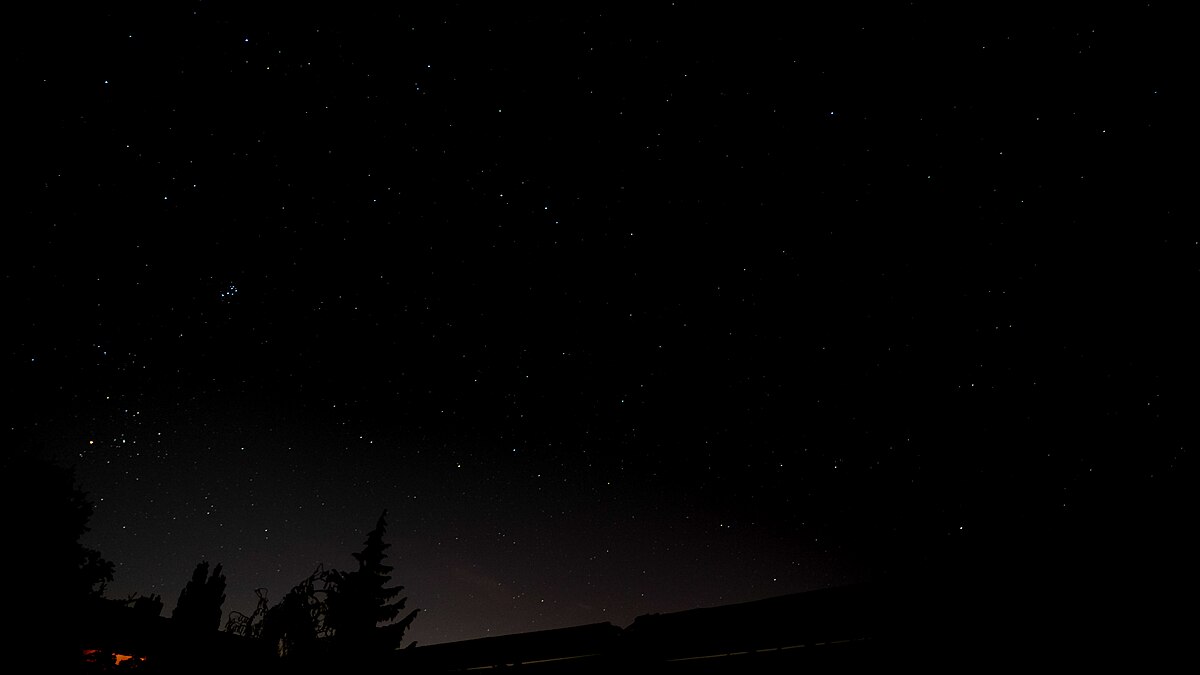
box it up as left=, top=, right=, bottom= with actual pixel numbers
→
left=328, top=510, right=414, bottom=635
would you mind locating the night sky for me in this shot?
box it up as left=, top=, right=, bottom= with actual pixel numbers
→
left=9, top=4, right=1195, bottom=647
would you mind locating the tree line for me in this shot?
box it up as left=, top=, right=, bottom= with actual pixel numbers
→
left=7, top=452, right=418, bottom=672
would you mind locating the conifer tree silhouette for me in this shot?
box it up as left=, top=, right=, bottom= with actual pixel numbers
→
left=172, top=561, right=227, bottom=632
left=325, top=510, right=419, bottom=658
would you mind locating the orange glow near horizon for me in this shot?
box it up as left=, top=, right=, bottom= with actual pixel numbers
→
left=82, top=649, right=147, bottom=666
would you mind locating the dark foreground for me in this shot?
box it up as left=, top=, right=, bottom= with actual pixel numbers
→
left=66, top=564, right=1189, bottom=674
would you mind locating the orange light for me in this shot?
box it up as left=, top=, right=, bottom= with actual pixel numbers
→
left=83, top=649, right=147, bottom=666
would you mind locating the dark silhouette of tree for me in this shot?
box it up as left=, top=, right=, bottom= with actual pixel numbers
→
left=127, top=593, right=164, bottom=618
left=236, top=512, right=421, bottom=669
left=4, top=451, right=114, bottom=671
left=172, top=561, right=227, bottom=632
left=6, top=453, right=115, bottom=595
left=325, top=510, right=419, bottom=659
left=261, top=566, right=333, bottom=660
left=225, top=588, right=270, bottom=639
